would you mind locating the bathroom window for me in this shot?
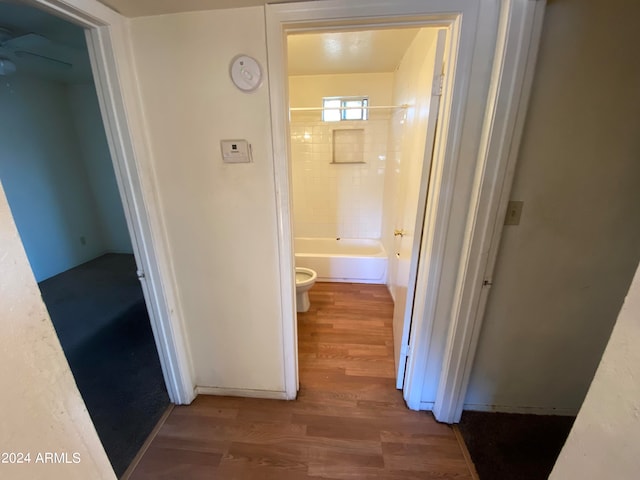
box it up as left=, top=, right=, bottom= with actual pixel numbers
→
left=322, top=96, right=369, bottom=122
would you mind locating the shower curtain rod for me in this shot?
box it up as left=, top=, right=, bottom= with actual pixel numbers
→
left=289, top=104, right=410, bottom=112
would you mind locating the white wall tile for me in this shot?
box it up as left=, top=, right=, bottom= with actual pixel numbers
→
left=291, top=117, right=388, bottom=240
left=289, top=75, right=393, bottom=240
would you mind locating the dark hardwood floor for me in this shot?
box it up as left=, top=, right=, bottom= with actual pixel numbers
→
left=129, top=282, right=474, bottom=479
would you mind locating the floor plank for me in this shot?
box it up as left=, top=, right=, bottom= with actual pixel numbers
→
left=130, top=282, right=474, bottom=480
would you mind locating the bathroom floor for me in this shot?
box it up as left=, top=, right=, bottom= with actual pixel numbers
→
left=128, top=282, right=476, bottom=479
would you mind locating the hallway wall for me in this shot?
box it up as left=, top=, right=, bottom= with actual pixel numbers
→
left=465, top=0, right=640, bottom=413
left=129, top=7, right=286, bottom=392
left=550, top=259, right=640, bottom=478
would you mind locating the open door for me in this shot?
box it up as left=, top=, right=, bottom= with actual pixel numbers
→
left=394, top=29, right=447, bottom=389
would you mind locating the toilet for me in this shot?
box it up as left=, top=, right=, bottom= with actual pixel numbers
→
left=295, top=267, right=317, bottom=313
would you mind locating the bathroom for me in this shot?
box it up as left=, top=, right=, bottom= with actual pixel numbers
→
left=288, top=25, right=446, bottom=378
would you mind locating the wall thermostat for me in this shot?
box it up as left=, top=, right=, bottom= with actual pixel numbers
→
left=229, top=55, right=263, bottom=92
left=221, top=139, right=252, bottom=163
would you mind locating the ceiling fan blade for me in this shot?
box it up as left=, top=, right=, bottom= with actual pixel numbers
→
left=0, top=27, right=13, bottom=44
left=2, top=32, right=51, bottom=50
left=14, top=50, right=72, bottom=69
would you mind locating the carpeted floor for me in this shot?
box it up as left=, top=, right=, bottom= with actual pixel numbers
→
left=458, top=411, right=575, bottom=480
left=39, top=254, right=169, bottom=478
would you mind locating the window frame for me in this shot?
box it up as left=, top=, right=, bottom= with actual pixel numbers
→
left=322, top=96, right=369, bottom=122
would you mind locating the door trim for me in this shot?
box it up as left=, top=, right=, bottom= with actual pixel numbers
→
left=433, top=0, right=547, bottom=423
left=266, top=0, right=480, bottom=402
left=267, top=0, right=545, bottom=414
left=29, top=0, right=196, bottom=404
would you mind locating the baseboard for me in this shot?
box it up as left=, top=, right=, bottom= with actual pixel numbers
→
left=419, top=401, right=435, bottom=410
left=195, top=386, right=288, bottom=400
left=386, top=283, right=396, bottom=302
left=463, top=403, right=578, bottom=416
left=317, top=278, right=385, bottom=285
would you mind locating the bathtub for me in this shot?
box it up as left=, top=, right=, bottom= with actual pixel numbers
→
left=294, top=237, right=388, bottom=284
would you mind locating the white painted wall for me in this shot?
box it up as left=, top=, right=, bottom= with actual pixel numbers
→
left=289, top=73, right=393, bottom=114
left=68, top=84, right=133, bottom=254
left=289, top=73, right=393, bottom=240
left=129, top=7, right=286, bottom=393
left=464, top=0, right=640, bottom=413
left=0, top=74, right=106, bottom=281
left=0, top=181, right=115, bottom=479
left=549, top=260, right=640, bottom=478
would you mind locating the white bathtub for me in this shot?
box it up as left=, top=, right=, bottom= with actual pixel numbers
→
left=294, top=237, right=388, bottom=284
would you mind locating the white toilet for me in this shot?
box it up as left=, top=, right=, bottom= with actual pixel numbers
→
left=295, top=267, right=317, bottom=313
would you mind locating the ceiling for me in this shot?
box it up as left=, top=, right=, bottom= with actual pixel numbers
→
left=95, top=0, right=420, bottom=75
left=0, top=1, right=92, bottom=83
left=97, top=0, right=297, bottom=17
left=0, top=1, right=420, bottom=81
left=287, top=29, right=419, bottom=76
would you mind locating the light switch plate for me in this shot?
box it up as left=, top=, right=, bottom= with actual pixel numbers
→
left=504, top=200, right=523, bottom=225
left=221, top=139, right=251, bottom=163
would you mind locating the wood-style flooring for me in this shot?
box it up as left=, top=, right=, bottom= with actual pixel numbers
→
left=129, top=282, right=474, bottom=479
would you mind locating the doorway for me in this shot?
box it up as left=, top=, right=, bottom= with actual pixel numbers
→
left=268, top=0, right=546, bottom=420
left=0, top=1, right=167, bottom=475
left=286, top=25, right=447, bottom=394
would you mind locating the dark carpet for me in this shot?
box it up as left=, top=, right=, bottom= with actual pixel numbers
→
left=39, top=254, right=170, bottom=478
left=458, top=411, right=575, bottom=480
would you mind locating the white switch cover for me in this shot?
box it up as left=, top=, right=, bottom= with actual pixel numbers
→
left=221, top=139, right=252, bottom=163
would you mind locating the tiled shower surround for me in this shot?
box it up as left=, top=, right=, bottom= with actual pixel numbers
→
left=290, top=115, right=390, bottom=239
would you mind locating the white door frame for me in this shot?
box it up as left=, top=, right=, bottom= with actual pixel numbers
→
left=267, top=0, right=545, bottom=419
left=26, top=0, right=196, bottom=405
left=434, top=0, right=547, bottom=423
